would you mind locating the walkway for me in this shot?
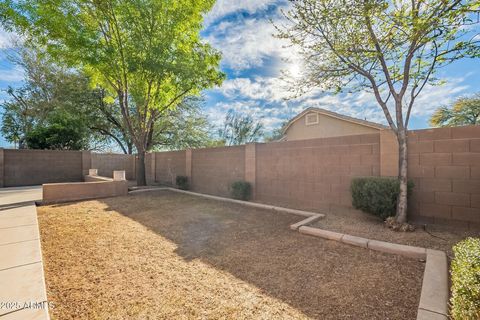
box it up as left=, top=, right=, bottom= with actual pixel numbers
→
left=0, top=186, right=49, bottom=320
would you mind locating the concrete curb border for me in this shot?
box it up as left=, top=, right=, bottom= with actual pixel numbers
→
left=296, top=225, right=448, bottom=319
left=129, top=187, right=326, bottom=218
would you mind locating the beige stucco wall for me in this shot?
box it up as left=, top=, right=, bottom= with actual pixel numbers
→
left=284, top=113, right=380, bottom=141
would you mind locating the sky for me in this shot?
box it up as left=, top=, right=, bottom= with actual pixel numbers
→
left=0, top=0, right=479, bottom=148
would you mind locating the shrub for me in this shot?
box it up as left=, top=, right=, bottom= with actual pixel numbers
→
left=231, top=181, right=251, bottom=200
left=351, top=177, right=414, bottom=219
left=175, top=176, right=189, bottom=190
left=450, top=237, right=480, bottom=320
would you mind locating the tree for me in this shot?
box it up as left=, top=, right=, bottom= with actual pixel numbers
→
left=276, top=0, right=480, bottom=224
left=25, top=112, right=90, bottom=150
left=151, top=96, right=218, bottom=151
left=1, top=45, right=109, bottom=150
left=430, top=93, right=480, bottom=127
left=2, top=0, right=224, bottom=185
left=218, top=110, right=264, bottom=146
left=264, top=120, right=288, bottom=142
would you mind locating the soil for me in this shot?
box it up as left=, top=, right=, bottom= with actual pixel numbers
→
left=38, top=190, right=424, bottom=320
left=311, top=208, right=479, bottom=257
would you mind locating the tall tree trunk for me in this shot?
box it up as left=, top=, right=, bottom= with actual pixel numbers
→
left=396, top=128, right=408, bottom=223
left=136, top=149, right=147, bottom=186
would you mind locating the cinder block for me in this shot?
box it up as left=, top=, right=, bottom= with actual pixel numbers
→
left=452, top=153, right=480, bottom=166
left=470, top=139, right=480, bottom=152
left=349, top=144, right=373, bottom=155
left=368, top=240, right=426, bottom=259
left=415, top=127, right=452, bottom=141
left=453, top=180, right=480, bottom=193
left=408, top=141, right=434, bottom=154
left=471, top=194, right=480, bottom=208
left=418, top=204, right=451, bottom=219
left=435, top=192, right=470, bottom=207
left=411, top=191, right=435, bottom=204
left=451, top=125, right=480, bottom=139
left=419, top=153, right=452, bottom=166
left=435, top=166, right=469, bottom=179
left=434, top=139, right=469, bottom=153
left=471, top=167, right=480, bottom=179
left=419, top=179, right=452, bottom=192
left=409, top=165, right=435, bottom=178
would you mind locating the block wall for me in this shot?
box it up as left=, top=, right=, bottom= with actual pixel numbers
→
left=407, top=126, right=480, bottom=225
left=255, top=134, right=380, bottom=211
left=3, top=149, right=83, bottom=187
left=190, top=146, right=245, bottom=198
left=154, top=150, right=186, bottom=186
left=91, top=153, right=135, bottom=180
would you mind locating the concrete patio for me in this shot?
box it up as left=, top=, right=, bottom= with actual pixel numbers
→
left=0, top=186, right=49, bottom=320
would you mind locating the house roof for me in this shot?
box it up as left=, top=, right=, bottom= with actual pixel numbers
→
left=282, top=107, right=388, bottom=134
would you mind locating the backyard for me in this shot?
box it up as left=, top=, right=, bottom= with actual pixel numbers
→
left=38, top=190, right=424, bottom=320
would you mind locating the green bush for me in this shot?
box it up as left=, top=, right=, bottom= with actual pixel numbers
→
left=450, top=237, right=480, bottom=320
left=231, top=181, right=251, bottom=200
left=175, top=176, right=189, bottom=190
left=351, top=177, right=414, bottom=219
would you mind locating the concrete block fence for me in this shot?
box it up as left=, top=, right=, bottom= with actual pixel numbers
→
left=0, top=125, right=478, bottom=225
left=151, top=126, right=480, bottom=227
left=0, top=150, right=136, bottom=187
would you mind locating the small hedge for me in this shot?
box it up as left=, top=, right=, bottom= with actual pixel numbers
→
left=450, top=237, right=480, bottom=320
left=351, top=177, right=414, bottom=219
left=231, top=181, right=251, bottom=200
left=175, top=175, right=189, bottom=190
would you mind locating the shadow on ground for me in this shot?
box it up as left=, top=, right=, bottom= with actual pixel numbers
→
left=95, top=190, right=423, bottom=320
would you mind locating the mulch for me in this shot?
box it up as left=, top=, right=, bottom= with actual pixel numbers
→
left=311, top=208, right=479, bottom=257
left=38, top=190, right=424, bottom=320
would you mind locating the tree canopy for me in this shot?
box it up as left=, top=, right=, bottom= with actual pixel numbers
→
left=218, top=110, right=264, bottom=146
left=1, top=45, right=106, bottom=150
left=1, top=0, right=224, bottom=185
left=430, top=93, right=480, bottom=127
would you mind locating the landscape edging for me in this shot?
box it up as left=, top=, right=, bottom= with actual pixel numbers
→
left=296, top=225, right=448, bottom=320
left=129, top=187, right=326, bottom=218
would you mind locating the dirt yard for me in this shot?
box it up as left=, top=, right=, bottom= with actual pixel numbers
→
left=311, top=208, right=479, bottom=257
left=38, top=190, right=423, bottom=320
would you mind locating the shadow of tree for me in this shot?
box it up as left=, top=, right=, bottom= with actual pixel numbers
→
left=96, top=190, right=423, bottom=319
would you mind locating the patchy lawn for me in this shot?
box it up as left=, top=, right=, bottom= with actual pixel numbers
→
left=311, top=208, right=479, bottom=257
left=38, top=190, right=423, bottom=320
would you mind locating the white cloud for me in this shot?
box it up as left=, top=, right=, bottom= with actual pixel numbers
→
left=410, top=79, right=469, bottom=116
left=206, top=18, right=281, bottom=71
left=207, top=75, right=471, bottom=132
left=204, top=0, right=279, bottom=27
left=216, top=77, right=291, bottom=101
left=0, top=28, right=20, bottom=49
left=0, top=66, right=24, bottom=83
left=204, top=3, right=300, bottom=73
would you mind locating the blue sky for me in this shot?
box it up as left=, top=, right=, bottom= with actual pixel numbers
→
left=0, top=0, right=479, bottom=148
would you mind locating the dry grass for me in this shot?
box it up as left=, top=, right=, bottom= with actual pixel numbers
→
left=312, top=208, right=479, bottom=257
left=38, top=190, right=424, bottom=320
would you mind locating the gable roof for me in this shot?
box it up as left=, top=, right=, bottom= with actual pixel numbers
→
left=282, top=107, right=388, bottom=134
